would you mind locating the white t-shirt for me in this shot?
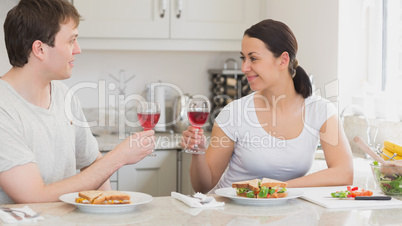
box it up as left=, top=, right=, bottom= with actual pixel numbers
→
left=214, top=92, right=338, bottom=189
left=0, top=80, right=99, bottom=204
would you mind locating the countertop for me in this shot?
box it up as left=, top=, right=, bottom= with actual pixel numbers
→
left=3, top=193, right=402, bottom=225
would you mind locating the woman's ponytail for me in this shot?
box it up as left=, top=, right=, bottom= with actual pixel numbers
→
left=293, top=65, right=312, bottom=98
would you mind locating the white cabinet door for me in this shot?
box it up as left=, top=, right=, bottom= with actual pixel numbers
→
left=170, top=0, right=261, bottom=40
left=73, top=0, right=263, bottom=50
left=118, top=150, right=177, bottom=197
left=74, top=0, right=169, bottom=38
left=180, top=151, right=194, bottom=195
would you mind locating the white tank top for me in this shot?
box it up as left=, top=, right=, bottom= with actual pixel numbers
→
left=214, top=92, right=337, bottom=190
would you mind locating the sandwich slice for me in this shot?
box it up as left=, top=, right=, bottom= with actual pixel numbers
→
left=259, top=178, right=288, bottom=198
left=232, top=178, right=261, bottom=198
left=232, top=178, right=288, bottom=198
left=75, top=190, right=131, bottom=204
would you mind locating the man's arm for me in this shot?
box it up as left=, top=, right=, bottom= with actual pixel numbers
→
left=81, top=152, right=112, bottom=191
left=0, top=130, right=155, bottom=203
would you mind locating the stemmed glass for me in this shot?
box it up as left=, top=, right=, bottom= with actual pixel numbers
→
left=137, top=102, right=161, bottom=131
left=184, top=96, right=211, bottom=154
left=137, top=101, right=160, bottom=156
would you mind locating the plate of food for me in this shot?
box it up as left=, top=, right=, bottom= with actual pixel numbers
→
left=215, top=178, right=303, bottom=205
left=59, top=190, right=153, bottom=213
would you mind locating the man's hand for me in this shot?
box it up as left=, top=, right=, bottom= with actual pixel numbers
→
left=114, top=130, right=156, bottom=165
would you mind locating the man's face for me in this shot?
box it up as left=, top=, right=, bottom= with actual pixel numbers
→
left=43, top=19, right=81, bottom=80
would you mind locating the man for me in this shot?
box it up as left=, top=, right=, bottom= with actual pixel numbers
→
left=0, top=0, right=155, bottom=204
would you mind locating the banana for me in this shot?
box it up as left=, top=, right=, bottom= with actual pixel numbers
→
left=384, top=140, right=402, bottom=156
left=381, top=147, right=402, bottom=161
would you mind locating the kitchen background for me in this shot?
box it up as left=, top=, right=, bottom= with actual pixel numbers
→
left=0, top=0, right=341, bottom=109
left=0, top=0, right=401, bottom=195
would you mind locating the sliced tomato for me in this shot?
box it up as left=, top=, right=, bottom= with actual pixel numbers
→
left=349, top=188, right=373, bottom=197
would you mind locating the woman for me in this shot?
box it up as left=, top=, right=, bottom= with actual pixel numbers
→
left=181, top=19, right=353, bottom=194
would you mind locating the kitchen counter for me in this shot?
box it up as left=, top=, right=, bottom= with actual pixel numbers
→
left=3, top=193, right=402, bottom=225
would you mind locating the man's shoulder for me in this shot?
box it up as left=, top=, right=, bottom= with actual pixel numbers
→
left=0, top=81, right=18, bottom=106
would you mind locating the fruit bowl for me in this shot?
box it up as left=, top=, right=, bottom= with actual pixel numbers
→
left=371, top=163, right=402, bottom=195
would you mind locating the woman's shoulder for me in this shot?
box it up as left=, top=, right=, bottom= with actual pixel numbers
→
left=215, top=92, right=256, bottom=122
left=304, top=95, right=338, bottom=123
left=225, top=92, right=255, bottom=108
left=305, top=95, right=334, bottom=108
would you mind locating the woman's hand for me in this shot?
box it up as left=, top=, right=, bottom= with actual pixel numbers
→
left=181, top=126, right=207, bottom=153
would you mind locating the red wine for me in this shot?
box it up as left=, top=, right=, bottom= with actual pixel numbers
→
left=187, top=111, right=209, bottom=128
left=137, top=113, right=161, bottom=130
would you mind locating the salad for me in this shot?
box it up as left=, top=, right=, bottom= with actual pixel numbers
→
left=331, top=186, right=373, bottom=198
left=372, top=161, right=402, bottom=195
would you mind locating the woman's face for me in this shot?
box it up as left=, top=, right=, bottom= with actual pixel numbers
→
left=240, top=35, right=282, bottom=92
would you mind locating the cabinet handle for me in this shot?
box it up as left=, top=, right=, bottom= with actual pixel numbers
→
left=176, top=0, right=183, bottom=18
left=160, top=0, right=167, bottom=18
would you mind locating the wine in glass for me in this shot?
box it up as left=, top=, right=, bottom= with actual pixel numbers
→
left=137, top=102, right=161, bottom=131
left=137, top=102, right=160, bottom=157
left=184, top=96, right=210, bottom=154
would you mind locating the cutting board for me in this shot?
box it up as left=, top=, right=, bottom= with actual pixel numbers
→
left=296, top=186, right=402, bottom=209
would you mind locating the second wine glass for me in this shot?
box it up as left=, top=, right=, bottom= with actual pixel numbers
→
left=184, top=96, right=210, bottom=154
left=137, top=102, right=161, bottom=131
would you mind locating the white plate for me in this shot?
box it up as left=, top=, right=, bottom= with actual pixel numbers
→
left=59, top=191, right=153, bottom=213
left=215, top=187, right=303, bottom=206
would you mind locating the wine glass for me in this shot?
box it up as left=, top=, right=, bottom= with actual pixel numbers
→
left=137, top=102, right=161, bottom=131
left=184, top=96, right=211, bottom=154
left=137, top=101, right=160, bottom=156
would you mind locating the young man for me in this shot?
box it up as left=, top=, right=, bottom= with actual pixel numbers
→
left=0, top=0, right=155, bottom=204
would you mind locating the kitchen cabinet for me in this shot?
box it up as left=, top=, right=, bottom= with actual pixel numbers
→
left=73, top=0, right=169, bottom=39
left=180, top=151, right=195, bottom=195
left=72, top=0, right=265, bottom=51
left=118, top=150, right=177, bottom=196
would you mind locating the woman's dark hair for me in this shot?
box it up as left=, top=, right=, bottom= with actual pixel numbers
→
left=3, top=0, right=81, bottom=67
left=244, top=19, right=312, bottom=98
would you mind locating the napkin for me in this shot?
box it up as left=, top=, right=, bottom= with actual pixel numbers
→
left=0, top=206, right=44, bottom=224
left=171, top=192, right=224, bottom=208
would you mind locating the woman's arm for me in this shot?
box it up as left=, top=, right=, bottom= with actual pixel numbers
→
left=181, top=124, right=234, bottom=193
left=286, top=114, right=354, bottom=187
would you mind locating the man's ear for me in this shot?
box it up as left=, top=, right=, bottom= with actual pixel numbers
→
left=278, top=51, right=290, bottom=70
left=31, top=40, right=45, bottom=60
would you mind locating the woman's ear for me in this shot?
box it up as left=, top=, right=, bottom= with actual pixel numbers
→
left=31, top=40, right=45, bottom=60
left=278, top=51, right=290, bottom=70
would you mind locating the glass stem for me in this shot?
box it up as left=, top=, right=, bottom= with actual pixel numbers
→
left=194, top=127, right=200, bottom=150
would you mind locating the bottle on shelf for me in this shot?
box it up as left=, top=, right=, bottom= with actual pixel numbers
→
left=226, top=77, right=237, bottom=87
left=212, top=85, right=225, bottom=95
left=212, top=74, right=225, bottom=85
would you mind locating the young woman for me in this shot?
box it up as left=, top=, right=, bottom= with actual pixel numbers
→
left=181, top=19, right=353, bottom=193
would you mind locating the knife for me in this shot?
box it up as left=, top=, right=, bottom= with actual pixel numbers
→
left=355, top=196, right=392, bottom=200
